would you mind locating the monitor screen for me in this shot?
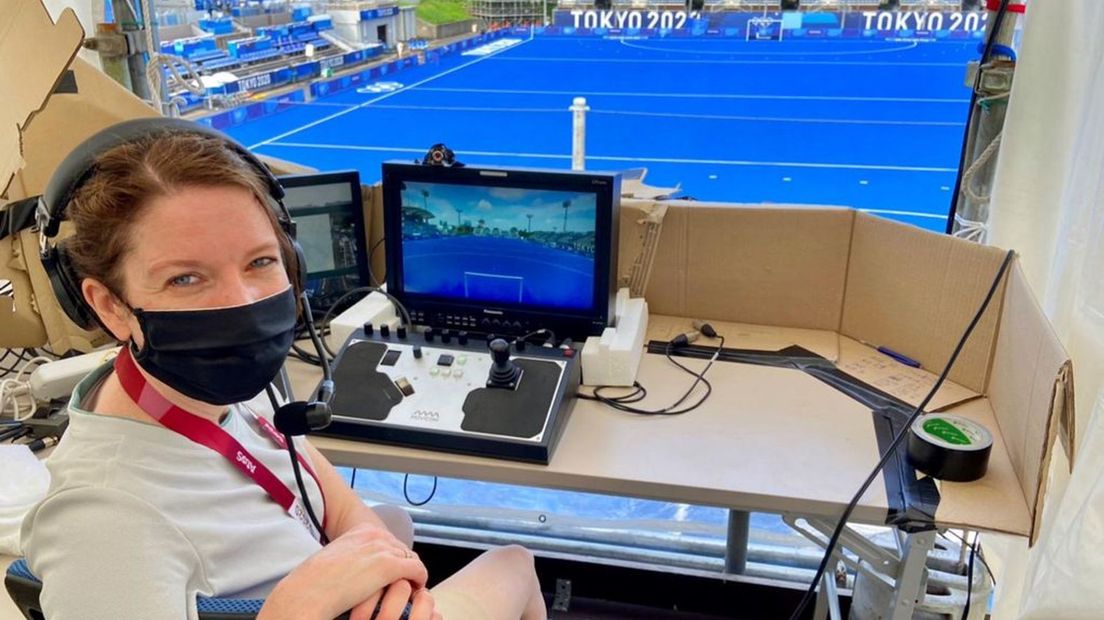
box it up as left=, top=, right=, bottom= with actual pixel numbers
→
left=278, top=171, right=368, bottom=315
left=399, top=182, right=598, bottom=312
left=382, top=162, right=620, bottom=340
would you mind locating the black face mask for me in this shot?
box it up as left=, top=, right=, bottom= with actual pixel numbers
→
left=128, top=287, right=298, bottom=406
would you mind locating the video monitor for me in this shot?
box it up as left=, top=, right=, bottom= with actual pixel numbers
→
left=382, top=162, right=620, bottom=340
left=278, top=170, right=369, bottom=317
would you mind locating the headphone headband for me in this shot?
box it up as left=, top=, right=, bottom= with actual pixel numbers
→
left=37, top=117, right=286, bottom=239
left=36, top=117, right=305, bottom=333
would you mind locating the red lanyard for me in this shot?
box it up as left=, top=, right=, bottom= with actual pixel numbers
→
left=114, top=346, right=327, bottom=540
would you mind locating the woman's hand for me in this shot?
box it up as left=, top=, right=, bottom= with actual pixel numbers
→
left=260, top=523, right=427, bottom=620
left=348, top=581, right=442, bottom=620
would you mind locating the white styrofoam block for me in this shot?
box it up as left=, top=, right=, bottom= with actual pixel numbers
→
left=329, top=292, right=401, bottom=349
left=581, top=290, right=648, bottom=387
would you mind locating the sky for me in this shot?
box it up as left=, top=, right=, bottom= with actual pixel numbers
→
left=402, top=182, right=598, bottom=233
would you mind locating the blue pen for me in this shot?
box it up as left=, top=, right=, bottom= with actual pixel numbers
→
left=876, top=345, right=922, bottom=368
left=859, top=339, right=922, bottom=368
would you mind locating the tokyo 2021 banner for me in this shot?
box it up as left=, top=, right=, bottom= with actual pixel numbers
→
left=546, top=10, right=988, bottom=39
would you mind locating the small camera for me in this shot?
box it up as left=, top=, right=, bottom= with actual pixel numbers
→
left=421, top=143, right=463, bottom=167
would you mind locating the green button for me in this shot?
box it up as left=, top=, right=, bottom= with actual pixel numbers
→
left=457, top=355, right=468, bottom=365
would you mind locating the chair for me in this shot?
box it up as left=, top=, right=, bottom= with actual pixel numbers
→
left=5, top=558, right=264, bottom=620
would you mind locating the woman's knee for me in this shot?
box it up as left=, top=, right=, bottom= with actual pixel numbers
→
left=370, top=504, right=414, bottom=547
left=486, top=544, right=536, bottom=573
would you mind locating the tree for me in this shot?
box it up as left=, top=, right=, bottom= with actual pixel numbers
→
left=526, top=213, right=534, bottom=232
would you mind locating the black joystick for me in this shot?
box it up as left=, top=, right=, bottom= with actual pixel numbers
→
left=486, top=338, right=521, bottom=390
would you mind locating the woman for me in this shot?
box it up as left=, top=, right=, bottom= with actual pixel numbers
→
left=20, top=125, right=547, bottom=620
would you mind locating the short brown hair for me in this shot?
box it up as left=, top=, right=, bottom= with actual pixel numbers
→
left=63, top=131, right=299, bottom=299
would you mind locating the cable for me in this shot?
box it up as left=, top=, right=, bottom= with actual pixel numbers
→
left=1, top=355, right=52, bottom=421
left=787, top=249, right=1015, bottom=620
left=945, top=0, right=1013, bottom=234
left=963, top=537, right=978, bottom=620
left=300, top=291, right=334, bottom=405
left=403, top=474, right=438, bottom=507
left=265, top=384, right=329, bottom=546
left=317, top=286, right=413, bottom=359
left=515, top=328, right=557, bottom=347
left=289, top=341, right=322, bottom=366
left=579, top=334, right=724, bottom=416
left=942, top=529, right=996, bottom=588
left=0, top=424, right=31, bottom=443
left=284, top=430, right=331, bottom=546
left=367, top=237, right=387, bottom=287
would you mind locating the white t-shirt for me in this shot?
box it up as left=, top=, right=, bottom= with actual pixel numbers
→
left=20, top=363, right=326, bottom=620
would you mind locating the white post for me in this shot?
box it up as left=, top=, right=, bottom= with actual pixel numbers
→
left=570, top=96, right=589, bottom=171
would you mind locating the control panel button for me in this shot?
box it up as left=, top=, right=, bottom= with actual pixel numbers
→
left=441, top=368, right=452, bottom=377
left=363, top=322, right=374, bottom=336
left=424, top=328, right=435, bottom=343
left=381, top=349, right=402, bottom=366
left=379, top=324, right=390, bottom=338
left=454, top=369, right=464, bottom=378
left=437, top=354, right=454, bottom=367
left=397, top=325, right=408, bottom=339
left=429, top=367, right=440, bottom=377
left=394, top=377, right=415, bottom=396
left=413, top=346, right=423, bottom=359
left=441, top=329, right=452, bottom=344
left=458, top=331, right=469, bottom=346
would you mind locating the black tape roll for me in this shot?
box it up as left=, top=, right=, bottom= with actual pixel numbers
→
left=907, top=414, right=993, bottom=482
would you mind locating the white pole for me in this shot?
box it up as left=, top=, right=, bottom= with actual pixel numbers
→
left=570, top=96, right=589, bottom=171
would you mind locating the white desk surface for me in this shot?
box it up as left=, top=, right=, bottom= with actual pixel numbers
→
left=0, top=326, right=1031, bottom=619
left=289, top=329, right=1032, bottom=537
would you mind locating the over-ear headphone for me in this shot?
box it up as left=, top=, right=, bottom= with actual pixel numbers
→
left=34, top=117, right=308, bottom=332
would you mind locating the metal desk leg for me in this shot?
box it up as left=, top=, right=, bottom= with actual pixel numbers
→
left=814, top=569, right=843, bottom=620
left=888, top=529, right=935, bottom=620
left=724, top=510, right=749, bottom=574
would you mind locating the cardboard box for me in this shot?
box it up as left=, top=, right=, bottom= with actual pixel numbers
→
left=1, top=0, right=1072, bottom=543
left=622, top=198, right=1073, bottom=541
left=0, top=0, right=318, bottom=353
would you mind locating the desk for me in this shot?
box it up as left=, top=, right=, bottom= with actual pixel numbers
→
left=288, top=322, right=1029, bottom=619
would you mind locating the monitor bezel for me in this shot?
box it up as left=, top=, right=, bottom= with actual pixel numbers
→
left=382, top=162, right=619, bottom=340
left=277, top=170, right=370, bottom=312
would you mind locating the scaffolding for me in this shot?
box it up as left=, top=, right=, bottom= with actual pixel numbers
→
left=469, top=0, right=545, bottom=25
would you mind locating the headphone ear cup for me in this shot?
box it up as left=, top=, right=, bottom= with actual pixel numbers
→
left=44, top=243, right=102, bottom=332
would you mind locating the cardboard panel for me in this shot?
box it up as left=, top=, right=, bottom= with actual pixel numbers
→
left=933, top=397, right=1034, bottom=537
left=840, top=212, right=1008, bottom=393
left=836, top=336, right=979, bottom=411
left=7, top=57, right=158, bottom=202
left=0, top=1, right=83, bottom=198
left=988, top=262, right=1073, bottom=543
left=646, top=203, right=854, bottom=331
